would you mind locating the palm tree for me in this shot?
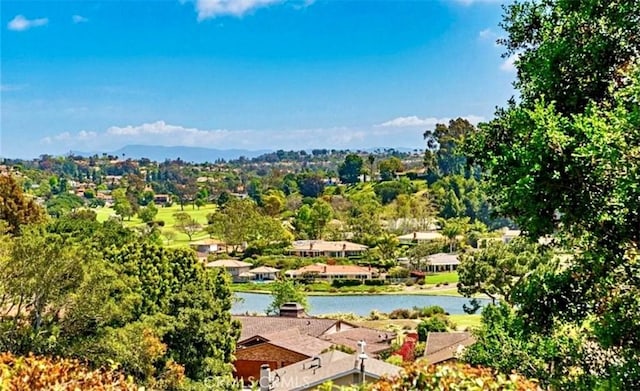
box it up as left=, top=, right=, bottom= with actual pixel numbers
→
left=367, top=154, right=376, bottom=182
left=442, top=217, right=469, bottom=252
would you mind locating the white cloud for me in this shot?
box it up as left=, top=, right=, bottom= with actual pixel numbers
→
left=72, top=15, right=89, bottom=24
left=478, top=28, right=493, bottom=39
left=191, top=0, right=283, bottom=20
left=376, top=115, right=485, bottom=128
left=39, top=120, right=420, bottom=152
left=7, top=15, right=48, bottom=31
left=500, top=53, right=519, bottom=72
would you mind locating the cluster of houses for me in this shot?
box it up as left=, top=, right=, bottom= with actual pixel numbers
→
left=232, top=303, right=475, bottom=390
left=196, top=237, right=464, bottom=284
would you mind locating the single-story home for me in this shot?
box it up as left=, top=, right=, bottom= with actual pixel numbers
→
left=424, top=253, right=460, bottom=272
left=153, top=194, right=172, bottom=206
left=267, top=350, right=401, bottom=391
left=234, top=328, right=334, bottom=383
left=249, top=266, right=280, bottom=281
left=424, top=332, right=476, bottom=365
left=287, top=240, right=368, bottom=258
left=285, top=263, right=378, bottom=280
left=397, top=231, right=445, bottom=244
left=189, top=238, right=227, bottom=259
left=205, top=259, right=252, bottom=282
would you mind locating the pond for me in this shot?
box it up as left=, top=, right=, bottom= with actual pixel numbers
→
left=232, top=292, right=488, bottom=316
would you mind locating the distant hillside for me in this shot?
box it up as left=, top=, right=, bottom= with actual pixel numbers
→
left=109, top=145, right=270, bottom=163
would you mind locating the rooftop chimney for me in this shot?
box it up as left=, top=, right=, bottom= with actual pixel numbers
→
left=259, top=364, right=270, bottom=391
left=279, top=302, right=305, bottom=318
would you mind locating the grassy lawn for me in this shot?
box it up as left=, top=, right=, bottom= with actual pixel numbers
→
left=94, top=204, right=217, bottom=246
left=424, top=272, right=458, bottom=285
left=355, top=314, right=481, bottom=332
left=231, top=281, right=404, bottom=295
left=449, top=314, right=482, bottom=330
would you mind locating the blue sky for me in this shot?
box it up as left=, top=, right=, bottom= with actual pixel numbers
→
left=1, top=0, right=515, bottom=158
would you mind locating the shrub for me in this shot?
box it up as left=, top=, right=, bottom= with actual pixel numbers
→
left=416, top=278, right=425, bottom=285
left=364, top=279, right=385, bottom=286
left=331, top=279, right=362, bottom=288
left=385, top=355, right=404, bottom=366
left=389, top=308, right=412, bottom=319
left=0, top=352, right=140, bottom=390
left=415, top=305, right=446, bottom=318
left=369, top=362, right=541, bottom=390
left=417, top=315, right=454, bottom=342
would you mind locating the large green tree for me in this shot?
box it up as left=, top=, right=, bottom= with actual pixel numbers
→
left=457, top=238, right=553, bottom=305
left=466, top=0, right=640, bottom=387
left=103, top=243, right=240, bottom=380
left=338, top=153, right=364, bottom=184
left=0, top=175, right=45, bottom=234
left=266, top=278, right=309, bottom=315
left=207, top=198, right=291, bottom=252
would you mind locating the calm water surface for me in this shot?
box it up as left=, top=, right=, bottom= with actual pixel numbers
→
left=232, top=292, right=487, bottom=316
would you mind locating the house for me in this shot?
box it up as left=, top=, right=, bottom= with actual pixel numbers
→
left=285, top=263, right=378, bottom=281
left=232, top=304, right=396, bottom=384
left=265, top=350, right=401, bottom=391
left=425, top=253, right=460, bottom=272
left=319, top=326, right=395, bottom=357
left=205, top=259, right=252, bottom=282
left=153, top=194, right=172, bottom=206
left=397, top=231, right=445, bottom=244
left=423, top=332, right=476, bottom=365
left=399, top=253, right=460, bottom=273
left=234, top=314, right=357, bottom=342
left=189, top=238, right=227, bottom=260
left=502, top=228, right=521, bottom=243
left=249, top=266, right=280, bottom=281
left=287, top=240, right=368, bottom=258
left=234, top=328, right=334, bottom=383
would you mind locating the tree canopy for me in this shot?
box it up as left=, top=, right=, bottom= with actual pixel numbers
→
left=465, top=0, right=640, bottom=387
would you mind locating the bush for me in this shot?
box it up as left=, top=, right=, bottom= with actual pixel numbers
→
left=364, top=279, right=385, bottom=286
left=405, top=280, right=415, bottom=287
left=417, top=315, right=453, bottom=341
left=331, top=279, right=362, bottom=288
left=389, top=308, right=411, bottom=319
left=416, top=278, right=425, bottom=285
left=369, top=363, right=541, bottom=390
left=0, top=352, right=140, bottom=390
left=385, top=355, right=404, bottom=366
left=415, top=305, right=445, bottom=318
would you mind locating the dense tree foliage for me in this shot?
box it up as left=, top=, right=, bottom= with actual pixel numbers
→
left=0, top=214, right=240, bottom=388
left=0, top=175, right=45, bottom=234
left=466, top=0, right=640, bottom=387
left=338, top=153, right=364, bottom=184
left=207, top=198, right=292, bottom=252
left=266, top=278, right=309, bottom=315
left=457, top=238, right=553, bottom=305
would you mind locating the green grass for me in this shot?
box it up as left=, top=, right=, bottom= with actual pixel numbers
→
left=94, top=204, right=217, bottom=246
left=424, top=272, right=459, bottom=285
left=355, top=314, right=481, bottom=332
left=449, top=314, right=482, bottom=330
